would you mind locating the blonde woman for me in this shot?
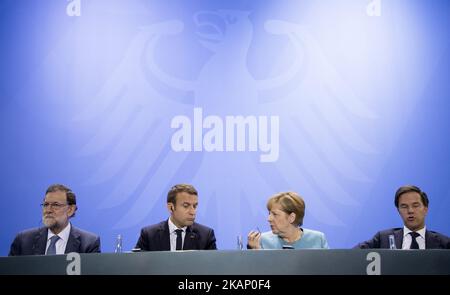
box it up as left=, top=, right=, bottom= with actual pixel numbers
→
left=247, top=192, right=329, bottom=249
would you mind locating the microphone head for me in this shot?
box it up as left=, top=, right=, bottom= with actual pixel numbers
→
left=282, top=244, right=294, bottom=250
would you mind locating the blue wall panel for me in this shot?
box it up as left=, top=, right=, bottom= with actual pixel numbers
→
left=1, top=0, right=449, bottom=253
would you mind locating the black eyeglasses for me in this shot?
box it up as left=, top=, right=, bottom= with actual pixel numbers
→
left=40, top=202, right=69, bottom=210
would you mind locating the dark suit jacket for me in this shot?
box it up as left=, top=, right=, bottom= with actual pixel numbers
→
left=9, top=225, right=101, bottom=256
left=354, top=228, right=450, bottom=249
left=135, top=220, right=217, bottom=251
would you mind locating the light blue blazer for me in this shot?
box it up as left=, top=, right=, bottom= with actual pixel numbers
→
left=260, top=228, right=329, bottom=249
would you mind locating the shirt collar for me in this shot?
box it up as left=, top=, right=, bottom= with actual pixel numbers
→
left=47, top=223, right=71, bottom=242
left=168, top=218, right=187, bottom=234
left=403, top=225, right=426, bottom=238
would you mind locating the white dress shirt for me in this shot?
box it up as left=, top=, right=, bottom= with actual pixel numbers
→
left=402, top=226, right=426, bottom=249
left=168, top=218, right=186, bottom=251
left=45, top=223, right=71, bottom=255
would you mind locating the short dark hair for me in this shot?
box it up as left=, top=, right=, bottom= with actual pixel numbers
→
left=394, top=185, right=429, bottom=208
left=167, top=184, right=198, bottom=205
left=45, top=184, right=78, bottom=216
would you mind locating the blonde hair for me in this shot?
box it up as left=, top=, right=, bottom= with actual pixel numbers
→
left=267, top=192, right=305, bottom=226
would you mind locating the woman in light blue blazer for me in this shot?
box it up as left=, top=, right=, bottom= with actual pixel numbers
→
left=247, top=192, right=329, bottom=249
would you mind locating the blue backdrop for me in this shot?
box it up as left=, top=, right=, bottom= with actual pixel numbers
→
left=1, top=0, right=449, bottom=254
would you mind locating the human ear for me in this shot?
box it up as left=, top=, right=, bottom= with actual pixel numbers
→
left=289, top=212, right=296, bottom=223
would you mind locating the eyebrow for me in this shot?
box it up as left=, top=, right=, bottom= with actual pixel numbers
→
left=400, top=202, right=421, bottom=206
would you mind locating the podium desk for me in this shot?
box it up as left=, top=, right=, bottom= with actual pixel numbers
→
left=1, top=249, right=449, bottom=275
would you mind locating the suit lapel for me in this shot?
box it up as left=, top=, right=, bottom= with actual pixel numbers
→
left=159, top=221, right=171, bottom=251
left=183, top=225, right=197, bottom=250
left=394, top=228, right=403, bottom=249
left=65, top=226, right=81, bottom=253
left=425, top=230, right=436, bottom=249
left=32, top=228, right=48, bottom=255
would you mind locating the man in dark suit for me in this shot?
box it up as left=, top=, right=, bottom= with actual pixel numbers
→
left=355, top=185, right=450, bottom=249
left=135, top=184, right=217, bottom=251
left=9, top=184, right=101, bottom=256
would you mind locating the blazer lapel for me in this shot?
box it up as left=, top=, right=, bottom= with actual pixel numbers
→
left=32, top=228, right=48, bottom=255
left=425, top=230, right=437, bottom=249
left=65, top=226, right=81, bottom=253
left=183, top=225, right=198, bottom=250
left=158, top=221, right=171, bottom=251
left=394, top=228, right=403, bottom=249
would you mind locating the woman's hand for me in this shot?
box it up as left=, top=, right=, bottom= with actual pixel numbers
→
left=247, top=230, right=262, bottom=249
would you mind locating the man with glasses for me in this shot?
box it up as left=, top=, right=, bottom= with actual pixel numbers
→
left=355, top=185, right=450, bottom=249
left=9, top=184, right=101, bottom=255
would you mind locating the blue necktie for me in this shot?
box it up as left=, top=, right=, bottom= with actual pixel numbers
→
left=175, top=229, right=183, bottom=250
left=46, top=235, right=60, bottom=255
left=409, top=232, right=420, bottom=249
